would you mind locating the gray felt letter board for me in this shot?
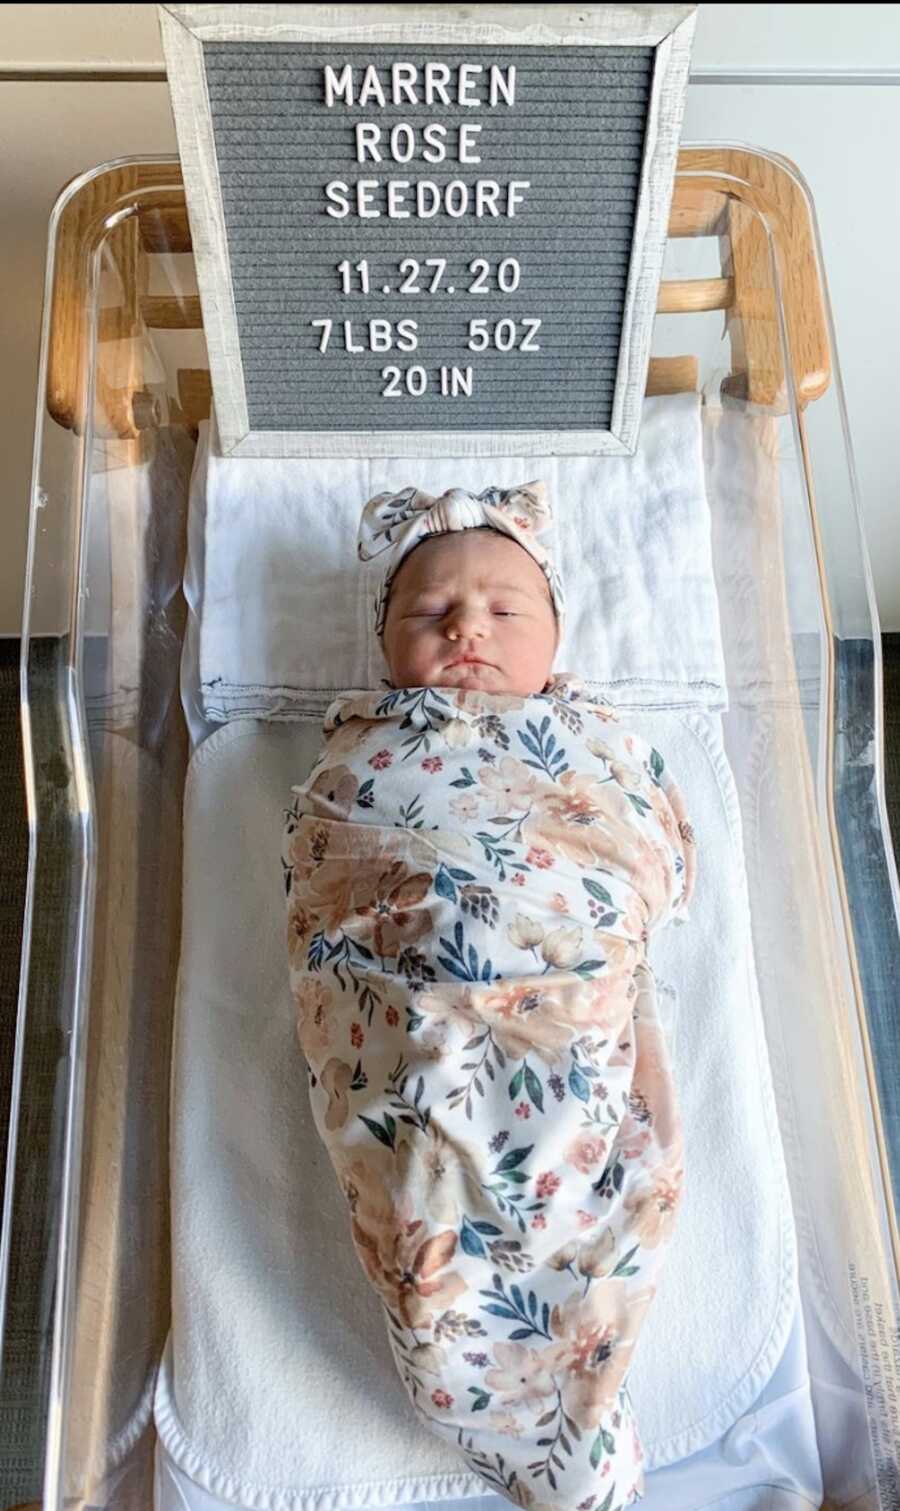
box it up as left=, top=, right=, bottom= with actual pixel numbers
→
left=159, top=4, right=696, bottom=458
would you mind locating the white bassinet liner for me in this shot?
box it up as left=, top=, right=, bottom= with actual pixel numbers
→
left=185, top=393, right=728, bottom=728
left=155, top=1292, right=822, bottom=1511
left=153, top=705, right=807, bottom=1508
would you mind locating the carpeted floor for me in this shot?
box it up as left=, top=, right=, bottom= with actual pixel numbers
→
left=884, top=636, right=900, bottom=867
left=0, top=641, right=27, bottom=1194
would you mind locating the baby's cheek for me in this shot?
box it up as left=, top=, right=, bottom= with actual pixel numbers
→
left=391, top=629, right=435, bottom=679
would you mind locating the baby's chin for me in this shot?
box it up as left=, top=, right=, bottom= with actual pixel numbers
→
left=393, top=660, right=546, bottom=695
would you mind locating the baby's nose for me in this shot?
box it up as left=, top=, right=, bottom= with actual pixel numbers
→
left=445, top=604, right=486, bottom=638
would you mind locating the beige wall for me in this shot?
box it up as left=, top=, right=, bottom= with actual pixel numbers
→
left=3, top=4, right=900, bottom=634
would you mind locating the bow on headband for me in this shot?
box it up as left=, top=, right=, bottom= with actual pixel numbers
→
left=357, top=481, right=565, bottom=639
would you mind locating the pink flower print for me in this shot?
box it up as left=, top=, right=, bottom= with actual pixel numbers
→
left=369, top=749, right=393, bottom=770
left=422, top=756, right=443, bottom=773
left=526, top=846, right=554, bottom=870
left=531, top=1214, right=547, bottom=1230
left=512, top=873, right=526, bottom=887
left=550, top=892, right=569, bottom=913
left=385, top=1006, right=399, bottom=1027
left=350, top=1022, right=364, bottom=1049
left=514, top=1102, right=531, bottom=1120
left=536, top=1171, right=561, bottom=1199
left=565, top=1132, right=607, bottom=1174
left=577, top=1210, right=598, bottom=1230
left=431, top=1389, right=453, bottom=1409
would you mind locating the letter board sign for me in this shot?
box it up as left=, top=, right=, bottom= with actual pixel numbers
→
left=159, top=4, right=696, bottom=457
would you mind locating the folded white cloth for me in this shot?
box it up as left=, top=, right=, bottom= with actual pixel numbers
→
left=190, top=394, right=727, bottom=722
left=155, top=708, right=797, bottom=1509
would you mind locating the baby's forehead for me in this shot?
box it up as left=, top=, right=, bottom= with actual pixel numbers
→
left=394, top=530, right=545, bottom=593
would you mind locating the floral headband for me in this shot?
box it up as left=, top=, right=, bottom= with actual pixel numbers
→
left=357, top=481, right=565, bottom=639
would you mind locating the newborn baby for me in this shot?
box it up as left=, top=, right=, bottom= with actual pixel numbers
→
left=382, top=525, right=557, bottom=697
left=283, top=482, right=696, bottom=1511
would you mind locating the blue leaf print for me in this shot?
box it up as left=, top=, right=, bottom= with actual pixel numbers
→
left=568, top=1064, right=591, bottom=1103
left=495, top=1144, right=533, bottom=1173
left=460, top=1216, right=488, bottom=1258
left=524, top=1063, right=545, bottom=1113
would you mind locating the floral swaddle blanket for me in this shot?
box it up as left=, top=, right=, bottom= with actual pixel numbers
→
left=283, top=676, right=696, bottom=1511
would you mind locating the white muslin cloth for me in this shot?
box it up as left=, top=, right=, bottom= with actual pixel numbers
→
left=189, top=394, right=727, bottom=722
left=154, top=707, right=798, bottom=1510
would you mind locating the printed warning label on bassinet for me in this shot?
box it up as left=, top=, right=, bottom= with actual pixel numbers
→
left=848, top=1262, right=900, bottom=1508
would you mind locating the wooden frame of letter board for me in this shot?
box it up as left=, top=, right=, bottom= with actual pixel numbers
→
left=158, top=3, right=697, bottom=458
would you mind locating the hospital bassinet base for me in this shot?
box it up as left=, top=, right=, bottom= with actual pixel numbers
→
left=3, top=147, right=900, bottom=1511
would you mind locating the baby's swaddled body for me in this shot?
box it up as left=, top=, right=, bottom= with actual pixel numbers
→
left=283, top=676, right=695, bottom=1511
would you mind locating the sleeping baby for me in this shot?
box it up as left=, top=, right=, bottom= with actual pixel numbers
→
left=283, top=482, right=696, bottom=1511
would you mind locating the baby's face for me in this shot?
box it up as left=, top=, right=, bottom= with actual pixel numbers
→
left=382, top=530, right=557, bottom=696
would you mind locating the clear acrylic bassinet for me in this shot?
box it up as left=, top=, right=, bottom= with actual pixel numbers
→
left=5, top=146, right=900, bottom=1510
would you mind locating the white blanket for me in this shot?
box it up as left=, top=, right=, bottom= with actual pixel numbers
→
left=155, top=710, right=797, bottom=1509
left=189, top=394, right=727, bottom=722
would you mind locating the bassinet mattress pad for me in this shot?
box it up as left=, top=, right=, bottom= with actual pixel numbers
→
left=188, top=393, right=727, bottom=723
left=155, top=709, right=800, bottom=1509
left=155, top=1301, right=822, bottom=1511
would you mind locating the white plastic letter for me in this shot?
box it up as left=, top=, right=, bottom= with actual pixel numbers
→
left=324, top=181, right=350, bottom=218
left=507, top=180, right=530, bottom=216
left=422, top=123, right=448, bottom=164
left=475, top=181, right=500, bottom=218
left=324, top=65, right=353, bottom=107
left=387, top=181, right=411, bottom=218
left=355, top=123, right=382, bottom=163
left=358, top=66, right=387, bottom=108
left=445, top=181, right=469, bottom=218
left=392, top=63, right=419, bottom=106
left=458, top=64, right=483, bottom=106
left=356, top=180, right=380, bottom=218
left=490, top=65, right=516, bottom=107
left=459, top=124, right=482, bottom=164
left=416, top=182, right=441, bottom=218
left=390, top=123, right=415, bottom=163
left=424, top=62, right=451, bottom=106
